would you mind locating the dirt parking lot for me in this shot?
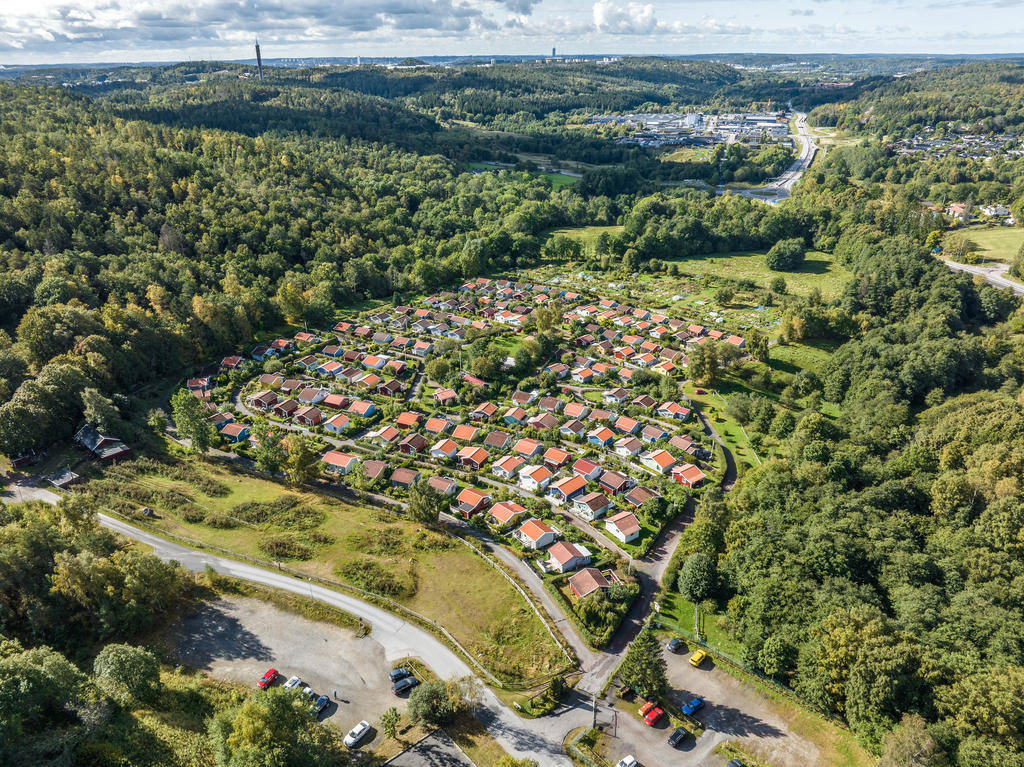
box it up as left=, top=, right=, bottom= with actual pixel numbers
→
left=173, top=596, right=415, bottom=748
left=597, top=640, right=822, bottom=767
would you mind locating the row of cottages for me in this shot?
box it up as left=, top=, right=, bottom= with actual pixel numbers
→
left=248, top=389, right=377, bottom=424
left=319, top=450, right=462, bottom=497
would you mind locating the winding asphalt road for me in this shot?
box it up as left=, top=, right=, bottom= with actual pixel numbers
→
left=941, top=258, right=1024, bottom=297
left=97, top=513, right=586, bottom=767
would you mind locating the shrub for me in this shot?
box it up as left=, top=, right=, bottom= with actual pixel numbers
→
left=257, top=535, right=313, bottom=561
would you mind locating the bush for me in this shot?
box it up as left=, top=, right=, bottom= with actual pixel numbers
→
left=257, top=535, right=314, bottom=561
left=342, top=557, right=416, bottom=598
left=765, top=238, right=806, bottom=271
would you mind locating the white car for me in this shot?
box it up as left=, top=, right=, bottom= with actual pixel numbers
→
left=344, top=720, right=371, bottom=748
left=283, top=676, right=302, bottom=691
left=615, top=757, right=637, bottom=767
left=301, top=685, right=316, bottom=700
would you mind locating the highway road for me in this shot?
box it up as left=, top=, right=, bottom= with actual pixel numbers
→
left=722, top=111, right=817, bottom=204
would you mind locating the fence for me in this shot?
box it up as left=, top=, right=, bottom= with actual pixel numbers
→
left=566, top=728, right=610, bottom=767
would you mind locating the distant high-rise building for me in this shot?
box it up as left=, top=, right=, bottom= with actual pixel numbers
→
left=552, top=47, right=556, bottom=57
left=356, top=56, right=361, bottom=67
left=255, top=40, right=264, bottom=80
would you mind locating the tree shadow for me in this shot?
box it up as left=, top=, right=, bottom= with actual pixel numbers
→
left=387, top=730, right=475, bottom=766
left=173, top=601, right=274, bottom=669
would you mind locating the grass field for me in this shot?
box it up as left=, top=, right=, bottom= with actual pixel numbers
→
left=660, top=146, right=714, bottom=162
left=85, top=461, right=566, bottom=685
left=681, top=383, right=762, bottom=472
left=543, top=172, right=579, bottom=189
left=548, top=224, right=624, bottom=251
left=962, top=225, right=1024, bottom=263
left=658, top=593, right=744, bottom=657
left=768, top=340, right=839, bottom=376
left=672, top=250, right=851, bottom=298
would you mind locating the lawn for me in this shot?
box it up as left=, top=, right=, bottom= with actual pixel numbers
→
left=84, top=460, right=566, bottom=686
left=962, top=225, right=1024, bottom=263
left=660, top=146, right=713, bottom=163
left=671, top=250, right=851, bottom=299
left=657, top=592, right=745, bottom=658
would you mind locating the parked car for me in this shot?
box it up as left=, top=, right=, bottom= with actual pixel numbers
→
left=668, top=727, right=689, bottom=747
left=667, top=637, right=682, bottom=653
left=301, top=685, right=316, bottom=700
left=639, top=700, right=657, bottom=716
left=689, top=649, right=707, bottom=668
left=682, top=696, right=705, bottom=716
left=310, top=694, right=330, bottom=717
left=614, top=757, right=637, bottom=767
left=393, top=675, right=420, bottom=695
left=726, top=761, right=744, bottom=767
left=257, top=668, right=278, bottom=689
left=643, top=705, right=664, bottom=726
left=389, top=667, right=412, bottom=683
left=344, top=720, right=371, bottom=748
left=283, top=675, right=303, bottom=691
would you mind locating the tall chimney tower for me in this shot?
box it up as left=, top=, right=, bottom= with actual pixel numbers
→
left=255, top=39, right=264, bottom=80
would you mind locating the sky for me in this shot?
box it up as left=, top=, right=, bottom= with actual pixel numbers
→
left=0, top=0, right=1021, bottom=65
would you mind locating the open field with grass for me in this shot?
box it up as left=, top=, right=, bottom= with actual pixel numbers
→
left=681, top=383, right=762, bottom=472
left=82, top=459, right=566, bottom=685
left=542, top=172, right=579, bottom=189
left=962, top=225, right=1024, bottom=263
left=660, top=146, right=714, bottom=162
left=672, top=250, right=851, bottom=298
left=547, top=224, right=624, bottom=250
left=768, top=340, right=839, bottom=375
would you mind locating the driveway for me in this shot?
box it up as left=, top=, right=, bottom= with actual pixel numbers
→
left=1, top=478, right=61, bottom=505
left=173, top=595, right=400, bottom=738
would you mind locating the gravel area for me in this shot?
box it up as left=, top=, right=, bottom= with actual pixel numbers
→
left=173, top=595, right=408, bottom=745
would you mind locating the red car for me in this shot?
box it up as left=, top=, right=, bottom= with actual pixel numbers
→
left=643, top=705, right=665, bottom=726
left=257, top=668, right=279, bottom=689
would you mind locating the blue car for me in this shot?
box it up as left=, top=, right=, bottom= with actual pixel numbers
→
left=682, top=696, right=705, bottom=716
left=389, top=667, right=412, bottom=683
left=310, top=694, right=329, bottom=717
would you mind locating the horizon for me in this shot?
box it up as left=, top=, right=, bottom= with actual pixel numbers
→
left=4, top=50, right=1024, bottom=70
left=1, top=0, right=1023, bottom=67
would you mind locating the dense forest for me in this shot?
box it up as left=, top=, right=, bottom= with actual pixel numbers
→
left=2, top=56, right=1024, bottom=766
left=807, top=62, right=1024, bottom=136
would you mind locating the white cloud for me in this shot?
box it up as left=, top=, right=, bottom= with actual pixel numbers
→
left=592, top=0, right=658, bottom=34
